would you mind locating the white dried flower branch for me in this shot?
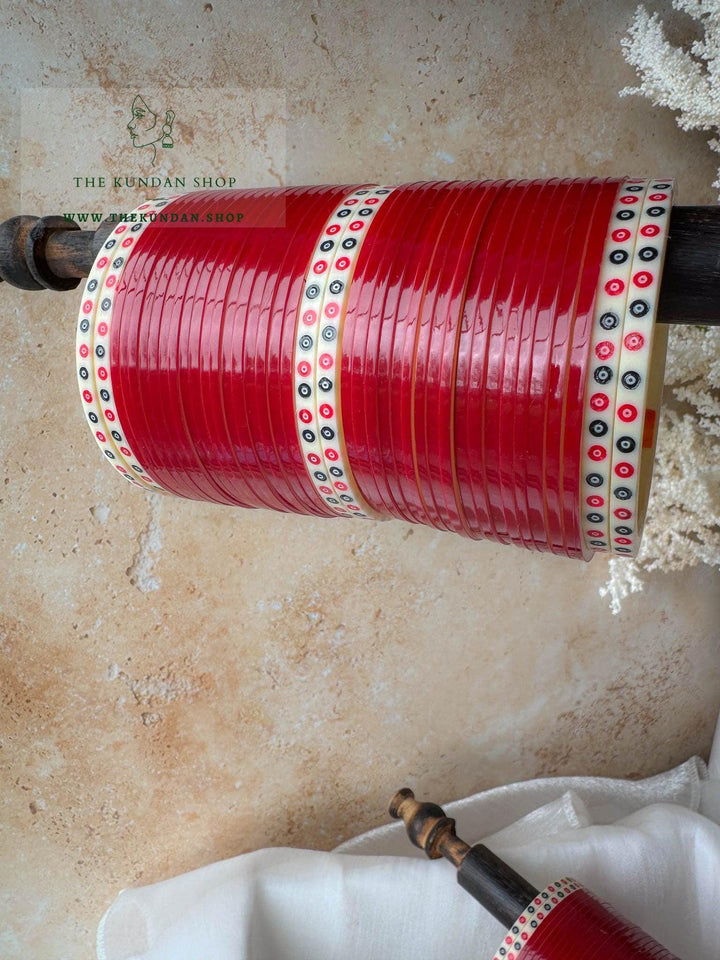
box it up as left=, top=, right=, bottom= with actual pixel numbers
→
left=600, top=324, right=720, bottom=613
left=603, top=3, right=720, bottom=611
left=621, top=0, right=720, bottom=190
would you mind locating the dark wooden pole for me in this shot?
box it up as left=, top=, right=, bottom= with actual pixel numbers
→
left=0, top=214, right=113, bottom=290
left=0, top=207, right=719, bottom=327
left=389, top=787, right=539, bottom=926
left=657, top=206, right=720, bottom=325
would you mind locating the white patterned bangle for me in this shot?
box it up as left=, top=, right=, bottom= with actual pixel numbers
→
left=77, top=197, right=179, bottom=491
left=580, top=179, right=649, bottom=551
left=76, top=234, right=129, bottom=477
left=294, top=186, right=394, bottom=518
left=608, top=181, right=673, bottom=556
left=491, top=878, right=582, bottom=960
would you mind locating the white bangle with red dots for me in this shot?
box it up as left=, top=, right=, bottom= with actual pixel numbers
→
left=608, top=180, right=673, bottom=556
left=76, top=198, right=176, bottom=491
left=580, top=179, right=649, bottom=552
left=293, top=189, right=368, bottom=514
left=491, top=879, right=582, bottom=960
left=294, top=186, right=395, bottom=518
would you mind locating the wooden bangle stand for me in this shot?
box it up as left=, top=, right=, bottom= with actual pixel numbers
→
left=389, top=788, right=681, bottom=959
left=389, top=787, right=539, bottom=926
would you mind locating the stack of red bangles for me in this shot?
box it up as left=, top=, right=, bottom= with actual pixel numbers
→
left=75, top=177, right=672, bottom=560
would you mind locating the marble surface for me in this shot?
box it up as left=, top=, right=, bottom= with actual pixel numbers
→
left=1, top=1, right=719, bottom=957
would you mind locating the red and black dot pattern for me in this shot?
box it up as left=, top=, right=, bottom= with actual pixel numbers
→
left=293, top=186, right=394, bottom=518
left=76, top=197, right=176, bottom=491
left=581, top=179, right=649, bottom=551
left=493, top=878, right=680, bottom=959
left=609, top=181, right=673, bottom=556
left=492, top=880, right=581, bottom=960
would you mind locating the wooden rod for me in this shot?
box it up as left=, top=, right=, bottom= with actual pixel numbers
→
left=389, top=787, right=539, bottom=926
left=43, top=230, right=98, bottom=279
left=0, top=207, right=719, bottom=328
left=657, top=206, right=720, bottom=325
left=457, top=843, right=539, bottom=926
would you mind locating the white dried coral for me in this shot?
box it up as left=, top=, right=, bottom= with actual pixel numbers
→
left=600, top=324, right=720, bottom=613
left=602, top=2, right=720, bottom=611
left=621, top=0, right=720, bottom=189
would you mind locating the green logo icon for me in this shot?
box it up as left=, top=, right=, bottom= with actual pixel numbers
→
left=127, top=95, right=175, bottom=166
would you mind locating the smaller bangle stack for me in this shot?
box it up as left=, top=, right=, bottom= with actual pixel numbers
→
left=491, top=878, right=680, bottom=960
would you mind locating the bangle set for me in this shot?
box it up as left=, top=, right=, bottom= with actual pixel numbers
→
left=76, top=178, right=673, bottom=559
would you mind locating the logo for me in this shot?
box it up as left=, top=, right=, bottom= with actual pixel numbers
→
left=127, top=95, right=175, bottom=166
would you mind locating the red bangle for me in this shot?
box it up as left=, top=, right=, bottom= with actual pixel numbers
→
left=540, top=179, right=618, bottom=557
left=559, top=178, right=623, bottom=557
left=393, top=182, right=474, bottom=525
left=493, top=179, right=567, bottom=547
left=430, top=181, right=505, bottom=535
left=343, top=181, right=447, bottom=519
left=133, top=193, right=248, bottom=502
left=518, top=179, right=594, bottom=551
left=469, top=180, right=538, bottom=543
left=219, top=189, right=308, bottom=509
left=113, top=200, right=202, bottom=498
left=492, top=880, right=681, bottom=960
left=367, top=183, right=439, bottom=520
left=180, top=192, right=259, bottom=504
left=453, top=181, right=508, bottom=537
left=411, top=180, right=485, bottom=531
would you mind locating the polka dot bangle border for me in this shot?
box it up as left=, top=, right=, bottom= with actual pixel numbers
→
left=76, top=198, right=177, bottom=490
left=92, top=205, right=169, bottom=492
left=294, top=186, right=395, bottom=518
left=580, top=178, right=649, bottom=552
left=294, top=188, right=374, bottom=514
left=609, top=180, right=673, bottom=556
left=492, top=878, right=582, bottom=960
left=77, top=238, right=127, bottom=477
left=316, top=188, right=396, bottom=518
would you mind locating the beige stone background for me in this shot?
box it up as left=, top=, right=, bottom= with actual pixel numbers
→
left=1, top=1, right=719, bottom=957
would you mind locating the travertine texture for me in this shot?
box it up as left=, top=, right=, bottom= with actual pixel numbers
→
left=1, top=1, right=719, bottom=957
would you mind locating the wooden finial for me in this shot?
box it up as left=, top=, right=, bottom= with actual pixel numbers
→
left=389, top=787, right=540, bottom=926
left=389, top=787, right=470, bottom=865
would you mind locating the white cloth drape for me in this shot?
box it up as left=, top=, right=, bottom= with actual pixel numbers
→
left=97, top=716, right=720, bottom=960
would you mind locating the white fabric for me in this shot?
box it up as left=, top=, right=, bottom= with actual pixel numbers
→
left=97, top=716, right=720, bottom=960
